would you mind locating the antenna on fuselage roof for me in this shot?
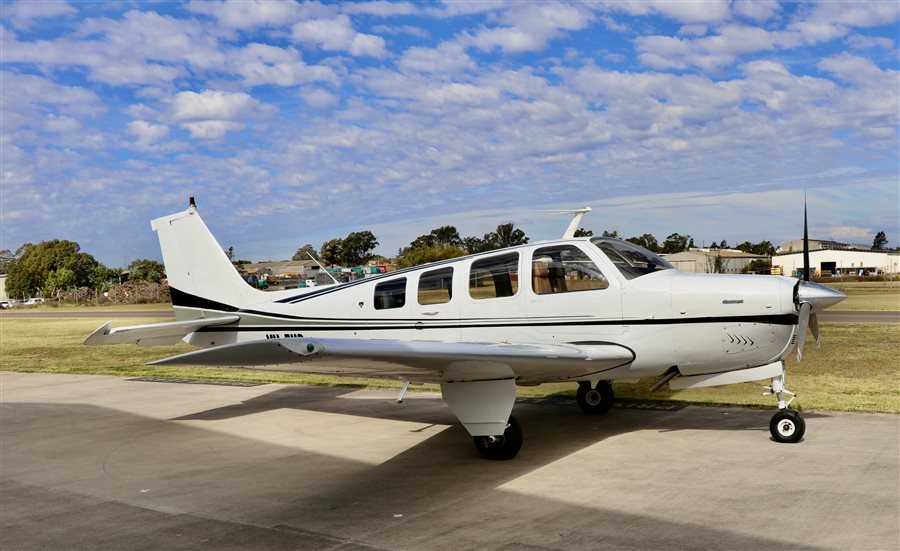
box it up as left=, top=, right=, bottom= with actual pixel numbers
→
left=308, top=252, right=340, bottom=285
left=534, top=207, right=592, bottom=239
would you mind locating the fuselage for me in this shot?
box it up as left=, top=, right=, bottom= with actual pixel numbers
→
left=175, top=237, right=803, bottom=384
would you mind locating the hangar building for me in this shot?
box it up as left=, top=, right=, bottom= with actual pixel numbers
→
left=772, top=239, right=899, bottom=277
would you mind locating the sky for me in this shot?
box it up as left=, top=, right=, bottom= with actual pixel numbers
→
left=1, top=0, right=898, bottom=267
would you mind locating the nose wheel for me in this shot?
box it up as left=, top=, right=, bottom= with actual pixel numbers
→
left=770, top=408, right=805, bottom=443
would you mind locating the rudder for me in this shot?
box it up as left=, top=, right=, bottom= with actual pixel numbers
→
left=151, top=200, right=266, bottom=313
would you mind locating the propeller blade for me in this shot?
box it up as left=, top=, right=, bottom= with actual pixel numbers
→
left=796, top=302, right=811, bottom=362
left=803, top=194, right=810, bottom=282
left=810, top=312, right=820, bottom=346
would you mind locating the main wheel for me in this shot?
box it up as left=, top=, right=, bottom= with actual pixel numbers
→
left=473, top=416, right=522, bottom=460
left=576, top=381, right=614, bottom=415
left=770, top=409, right=805, bottom=443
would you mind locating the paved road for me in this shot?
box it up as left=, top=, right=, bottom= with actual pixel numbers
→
left=818, top=310, right=900, bottom=323
left=2, top=373, right=897, bottom=550
left=4, top=309, right=898, bottom=323
left=0, top=309, right=173, bottom=319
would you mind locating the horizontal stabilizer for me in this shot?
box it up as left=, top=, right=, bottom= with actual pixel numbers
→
left=149, top=338, right=635, bottom=382
left=84, top=316, right=240, bottom=347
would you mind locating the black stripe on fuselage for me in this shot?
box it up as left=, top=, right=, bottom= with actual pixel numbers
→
left=195, top=313, right=799, bottom=333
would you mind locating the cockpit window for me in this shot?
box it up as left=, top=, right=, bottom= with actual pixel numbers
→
left=591, top=238, right=673, bottom=280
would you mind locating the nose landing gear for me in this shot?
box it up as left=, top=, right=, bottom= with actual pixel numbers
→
left=764, top=365, right=805, bottom=443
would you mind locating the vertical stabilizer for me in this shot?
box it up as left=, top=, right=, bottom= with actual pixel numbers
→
left=151, top=202, right=266, bottom=312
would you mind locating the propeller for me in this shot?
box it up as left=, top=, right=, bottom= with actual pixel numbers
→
left=796, top=302, right=811, bottom=362
left=794, top=194, right=845, bottom=361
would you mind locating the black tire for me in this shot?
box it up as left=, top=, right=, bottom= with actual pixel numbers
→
left=576, top=381, right=614, bottom=415
left=473, top=416, right=523, bottom=460
left=770, top=409, right=805, bottom=443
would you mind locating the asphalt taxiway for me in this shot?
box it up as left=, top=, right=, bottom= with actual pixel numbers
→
left=1, top=373, right=898, bottom=550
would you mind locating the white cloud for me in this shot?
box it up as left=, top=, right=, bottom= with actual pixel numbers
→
left=398, top=42, right=475, bottom=75
left=610, top=1, right=732, bottom=24
left=342, top=2, right=419, bottom=17
left=128, top=120, right=169, bottom=146
left=299, top=87, right=338, bottom=109
left=732, top=0, right=781, bottom=23
left=170, top=90, right=275, bottom=139
left=185, top=0, right=309, bottom=29
left=818, top=53, right=888, bottom=88
left=464, top=2, right=594, bottom=54
left=172, top=90, right=266, bottom=122
left=180, top=120, right=246, bottom=140
left=4, top=0, right=76, bottom=30
left=229, top=43, right=338, bottom=87
left=291, top=14, right=387, bottom=57
left=845, top=34, right=895, bottom=51
left=371, top=24, right=429, bottom=39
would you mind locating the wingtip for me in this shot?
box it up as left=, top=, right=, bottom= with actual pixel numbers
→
left=83, top=321, right=113, bottom=345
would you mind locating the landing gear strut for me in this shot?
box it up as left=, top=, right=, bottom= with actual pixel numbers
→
left=473, top=416, right=522, bottom=460
left=576, top=381, right=614, bottom=415
left=764, top=366, right=805, bottom=443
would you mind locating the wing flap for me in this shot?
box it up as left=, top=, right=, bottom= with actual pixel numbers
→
left=149, top=338, right=635, bottom=382
left=84, top=316, right=240, bottom=346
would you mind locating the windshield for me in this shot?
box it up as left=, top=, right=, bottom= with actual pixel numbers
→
left=591, top=238, right=674, bottom=280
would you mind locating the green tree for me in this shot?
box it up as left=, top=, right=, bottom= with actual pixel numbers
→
left=6, top=240, right=98, bottom=298
left=601, top=229, right=619, bottom=238
left=573, top=228, right=593, bottom=237
left=44, top=267, right=77, bottom=296
left=409, top=226, right=463, bottom=250
left=91, top=264, right=122, bottom=292
left=292, top=243, right=318, bottom=261
left=340, top=231, right=379, bottom=266
left=397, top=245, right=466, bottom=269
left=626, top=233, right=660, bottom=253
left=873, top=231, right=888, bottom=250
left=661, top=233, right=692, bottom=254
left=320, top=238, right=343, bottom=266
left=127, top=259, right=165, bottom=282
left=0, top=249, right=17, bottom=274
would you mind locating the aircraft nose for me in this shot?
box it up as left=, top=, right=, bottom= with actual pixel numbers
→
left=798, top=280, right=846, bottom=312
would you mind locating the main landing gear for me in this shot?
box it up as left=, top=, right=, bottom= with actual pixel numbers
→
left=576, top=380, right=614, bottom=415
left=765, top=367, right=805, bottom=443
left=473, top=416, right=522, bottom=460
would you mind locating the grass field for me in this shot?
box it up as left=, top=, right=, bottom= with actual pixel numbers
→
left=1, top=316, right=897, bottom=413
left=827, top=281, right=900, bottom=311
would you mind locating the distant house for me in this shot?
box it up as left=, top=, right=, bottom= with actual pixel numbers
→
left=663, top=248, right=768, bottom=274
left=0, top=274, right=7, bottom=301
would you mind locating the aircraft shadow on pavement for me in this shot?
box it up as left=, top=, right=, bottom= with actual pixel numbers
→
left=171, top=384, right=832, bottom=456
left=3, top=399, right=827, bottom=551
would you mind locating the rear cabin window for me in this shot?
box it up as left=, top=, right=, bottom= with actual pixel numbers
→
left=418, top=267, right=453, bottom=305
left=531, top=245, right=609, bottom=295
left=469, top=253, right=519, bottom=300
left=374, top=278, right=406, bottom=310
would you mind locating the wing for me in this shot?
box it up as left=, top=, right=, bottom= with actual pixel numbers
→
left=148, top=337, right=635, bottom=383
left=84, top=316, right=240, bottom=347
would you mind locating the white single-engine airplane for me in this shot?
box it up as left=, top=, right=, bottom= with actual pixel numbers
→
left=86, top=198, right=845, bottom=459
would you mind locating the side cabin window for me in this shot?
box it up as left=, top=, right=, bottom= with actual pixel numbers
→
left=469, top=253, right=519, bottom=300
left=418, top=267, right=453, bottom=305
left=374, top=278, right=406, bottom=310
left=532, top=245, right=608, bottom=295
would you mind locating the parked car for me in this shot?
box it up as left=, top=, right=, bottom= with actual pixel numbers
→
left=0, top=300, right=10, bottom=309
left=24, top=297, right=45, bottom=305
